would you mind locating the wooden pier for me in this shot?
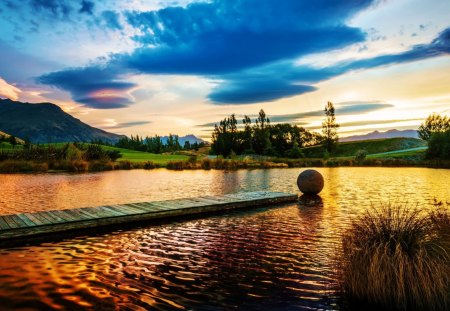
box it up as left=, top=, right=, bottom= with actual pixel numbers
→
left=0, top=191, right=297, bottom=242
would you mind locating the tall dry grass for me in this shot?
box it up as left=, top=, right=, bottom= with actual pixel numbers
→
left=338, top=204, right=450, bottom=311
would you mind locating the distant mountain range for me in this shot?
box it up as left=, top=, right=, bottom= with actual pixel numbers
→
left=160, top=134, right=205, bottom=145
left=0, top=98, right=123, bottom=143
left=340, top=129, right=419, bottom=142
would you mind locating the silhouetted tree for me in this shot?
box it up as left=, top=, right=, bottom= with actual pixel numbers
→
left=322, top=101, right=339, bottom=153
left=418, top=113, right=450, bottom=141
left=426, top=129, right=450, bottom=159
left=253, top=109, right=272, bottom=154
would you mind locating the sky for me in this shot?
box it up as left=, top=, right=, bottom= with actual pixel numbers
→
left=0, top=0, right=449, bottom=140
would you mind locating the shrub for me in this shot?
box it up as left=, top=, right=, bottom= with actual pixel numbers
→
left=143, top=161, right=156, bottom=169
left=0, top=160, right=33, bottom=172
left=430, top=207, right=450, bottom=242
left=89, top=160, right=114, bottom=171
left=201, top=158, right=212, bottom=170
left=69, top=160, right=89, bottom=172
left=32, top=162, right=48, bottom=172
left=166, top=160, right=185, bottom=170
left=338, top=204, right=450, bottom=310
left=118, top=160, right=133, bottom=170
left=65, top=143, right=83, bottom=161
left=285, top=145, right=304, bottom=159
left=355, top=149, right=367, bottom=162
left=188, top=155, right=198, bottom=163
left=83, top=144, right=109, bottom=161
left=106, top=150, right=122, bottom=161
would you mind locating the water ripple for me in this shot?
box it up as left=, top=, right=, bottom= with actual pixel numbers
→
left=0, top=168, right=449, bottom=310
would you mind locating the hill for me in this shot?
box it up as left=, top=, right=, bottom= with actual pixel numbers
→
left=0, top=98, right=123, bottom=143
left=340, top=129, right=418, bottom=142
left=302, top=137, right=427, bottom=158
left=160, top=134, right=205, bottom=145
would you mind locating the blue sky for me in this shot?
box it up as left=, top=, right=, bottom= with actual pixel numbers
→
left=0, top=0, right=449, bottom=139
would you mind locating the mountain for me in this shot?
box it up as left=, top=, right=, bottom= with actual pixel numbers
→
left=340, top=129, right=419, bottom=142
left=160, top=134, right=205, bottom=145
left=0, top=98, right=123, bottom=143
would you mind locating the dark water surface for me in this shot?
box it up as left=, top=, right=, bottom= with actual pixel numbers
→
left=0, top=168, right=449, bottom=310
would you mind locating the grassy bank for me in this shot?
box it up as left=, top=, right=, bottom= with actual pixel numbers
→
left=338, top=204, right=450, bottom=310
left=0, top=154, right=448, bottom=173
left=0, top=138, right=447, bottom=173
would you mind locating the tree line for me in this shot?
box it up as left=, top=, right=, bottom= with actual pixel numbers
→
left=115, top=134, right=206, bottom=153
left=211, top=102, right=339, bottom=158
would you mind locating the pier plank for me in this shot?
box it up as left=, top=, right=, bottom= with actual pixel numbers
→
left=0, top=191, right=297, bottom=242
left=111, top=204, right=146, bottom=215
left=2, top=215, right=24, bottom=229
left=23, top=213, right=52, bottom=226
left=0, top=217, right=10, bottom=230
left=15, top=214, right=37, bottom=227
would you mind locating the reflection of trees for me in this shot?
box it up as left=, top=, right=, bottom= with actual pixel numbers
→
left=239, top=169, right=271, bottom=192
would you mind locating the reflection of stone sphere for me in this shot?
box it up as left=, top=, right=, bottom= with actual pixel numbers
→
left=297, top=170, right=324, bottom=195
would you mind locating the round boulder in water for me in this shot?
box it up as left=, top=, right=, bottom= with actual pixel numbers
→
left=297, top=169, right=324, bottom=195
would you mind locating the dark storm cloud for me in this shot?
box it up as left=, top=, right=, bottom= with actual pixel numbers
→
left=37, top=1, right=450, bottom=107
left=79, top=0, right=94, bottom=15
left=37, top=66, right=137, bottom=109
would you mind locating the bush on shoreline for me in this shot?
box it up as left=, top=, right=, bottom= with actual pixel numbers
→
left=0, top=155, right=448, bottom=173
left=338, top=204, right=450, bottom=310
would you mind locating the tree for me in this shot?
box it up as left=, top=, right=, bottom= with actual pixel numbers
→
left=242, top=115, right=253, bottom=153
left=426, top=129, right=450, bottom=159
left=183, top=140, right=191, bottom=150
left=211, top=114, right=239, bottom=157
left=210, top=109, right=323, bottom=157
left=253, top=109, right=271, bottom=154
left=322, top=101, right=339, bottom=153
left=418, top=113, right=450, bottom=141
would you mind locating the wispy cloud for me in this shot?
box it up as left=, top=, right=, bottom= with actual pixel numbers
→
left=105, top=120, right=152, bottom=129
left=0, top=77, right=21, bottom=100
left=196, top=101, right=393, bottom=127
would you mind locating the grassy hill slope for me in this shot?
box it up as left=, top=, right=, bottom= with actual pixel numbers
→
left=302, top=137, right=427, bottom=158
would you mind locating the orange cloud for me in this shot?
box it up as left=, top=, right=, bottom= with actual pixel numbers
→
left=0, top=77, right=21, bottom=100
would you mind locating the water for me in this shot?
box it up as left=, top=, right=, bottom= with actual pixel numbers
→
left=0, top=168, right=448, bottom=310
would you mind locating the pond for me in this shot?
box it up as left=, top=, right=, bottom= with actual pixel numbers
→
left=0, top=168, right=449, bottom=310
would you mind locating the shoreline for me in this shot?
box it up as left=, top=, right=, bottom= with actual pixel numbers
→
left=0, top=157, right=448, bottom=173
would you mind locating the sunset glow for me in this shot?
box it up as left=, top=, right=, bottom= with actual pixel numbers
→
left=0, top=0, right=449, bottom=139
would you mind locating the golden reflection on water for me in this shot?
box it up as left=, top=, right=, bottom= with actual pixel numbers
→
left=0, top=168, right=449, bottom=310
left=0, top=167, right=448, bottom=215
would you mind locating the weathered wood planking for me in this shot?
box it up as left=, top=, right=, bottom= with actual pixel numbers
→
left=0, top=191, right=297, bottom=242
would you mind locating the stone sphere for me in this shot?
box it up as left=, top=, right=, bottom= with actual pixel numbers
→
left=297, top=169, right=324, bottom=195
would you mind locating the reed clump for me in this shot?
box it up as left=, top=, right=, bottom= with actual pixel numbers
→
left=0, top=160, right=48, bottom=172
left=143, top=161, right=157, bottom=169
left=338, top=204, right=450, bottom=310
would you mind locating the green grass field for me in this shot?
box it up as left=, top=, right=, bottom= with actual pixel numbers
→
left=367, top=148, right=426, bottom=159
left=0, top=142, right=188, bottom=165
left=302, top=137, right=426, bottom=158
left=102, top=145, right=189, bottom=164
left=0, top=142, right=21, bottom=150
